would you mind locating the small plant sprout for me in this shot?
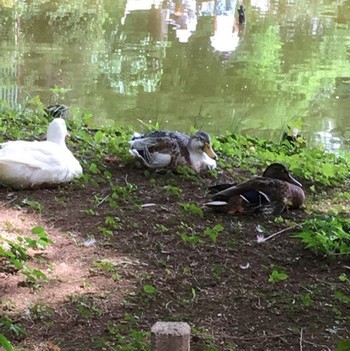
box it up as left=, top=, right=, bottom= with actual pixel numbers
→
left=164, top=184, right=182, bottom=196
left=177, top=222, right=203, bottom=245
left=339, top=273, right=350, bottom=285
left=93, top=259, right=121, bottom=281
left=179, top=203, right=204, bottom=218
left=154, top=224, right=169, bottom=233
left=75, top=298, right=103, bottom=319
left=191, top=287, right=197, bottom=300
left=30, top=302, right=54, bottom=320
left=204, top=224, right=224, bottom=242
left=21, top=199, right=44, bottom=213
left=1, top=226, right=52, bottom=285
left=143, top=284, right=157, bottom=295
left=268, top=269, right=289, bottom=283
left=300, top=293, right=312, bottom=306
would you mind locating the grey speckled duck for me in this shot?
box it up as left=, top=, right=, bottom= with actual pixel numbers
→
left=129, top=130, right=217, bottom=172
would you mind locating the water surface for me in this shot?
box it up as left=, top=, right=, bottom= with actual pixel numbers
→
left=0, top=0, right=350, bottom=151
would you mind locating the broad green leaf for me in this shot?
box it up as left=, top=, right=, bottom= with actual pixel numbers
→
left=0, top=334, right=13, bottom=351
left=143, top=285, right=157, bottom=294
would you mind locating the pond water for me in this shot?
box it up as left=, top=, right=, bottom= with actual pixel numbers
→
left=0, top=0, right=350, bottom=152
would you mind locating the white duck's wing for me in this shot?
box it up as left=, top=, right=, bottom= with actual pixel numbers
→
left=0, top=140, right=82, bottom=188
left=0, top=151, right=63, bottom=170
left=0, top=140, right=60, bottom=154
left=0, top=141, right=65, bottom=168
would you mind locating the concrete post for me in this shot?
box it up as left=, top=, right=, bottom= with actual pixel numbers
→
left=151, top=321, right=191, bottom=351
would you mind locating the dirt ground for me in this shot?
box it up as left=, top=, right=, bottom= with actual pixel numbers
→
left=1, top=162, right=349, bottom=351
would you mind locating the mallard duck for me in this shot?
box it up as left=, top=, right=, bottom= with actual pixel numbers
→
left=129, top=130, right=218, bottom=172
left=0, top=118, right=82, bottom=189
left=206, top=163, right=304, bottom=216
left=44, top=104, right=70, bottom=120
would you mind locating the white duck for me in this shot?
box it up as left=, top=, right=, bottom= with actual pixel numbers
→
left=0, top=118, right=83, bottom=189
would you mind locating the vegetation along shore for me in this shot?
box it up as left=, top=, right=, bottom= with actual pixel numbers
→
left=1, top=100, right=350, bottom=351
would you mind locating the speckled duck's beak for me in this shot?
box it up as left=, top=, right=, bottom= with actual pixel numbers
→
left=203, top=143, right=218, bottom=160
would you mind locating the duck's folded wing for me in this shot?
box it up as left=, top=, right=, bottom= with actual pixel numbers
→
left=0, top=146, right=66, bottom=170
left=131, top=136, right=177, bottom=153
left=211, top=177, right=277, bottom=199
left=132, top=137, right=181, bottom=165
left=0, top=140, right=59, bottom=153
left=208, top=183, right=236, bottom=194
left=206, top=178, right=287, bottom=215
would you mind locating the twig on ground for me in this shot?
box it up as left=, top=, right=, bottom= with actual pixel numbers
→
left=223, top=332, right=293, bottom=341
left=0, top=196, right=18, bottom=207
left=303, top=340, right=331, bottom=351
left=256, top=225, right=298, bottom=243
left=96, top=194, right=110, bottom=207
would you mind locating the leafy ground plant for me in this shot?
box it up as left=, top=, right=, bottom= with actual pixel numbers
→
left=294, top=216, right=350, bottom=256
left=268, top=269, right=289, bottom=283
left=1, top=226, right=52, bottom=284
left=0, top=227, right=52, bottom=348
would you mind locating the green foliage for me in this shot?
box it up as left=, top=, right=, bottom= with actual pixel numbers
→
left=204, top=224, right=224, bottom=242
left=1, top=100, right=350, bottom=190
left=299, top=293, right=312, bottom=307
left=154, top=223, right=169, bottom=233
left=0, top=98, right=48, bottom=142
left=0, top=226, right=51, bottom=284
left=294, top=216, right=350, bottom=256
left=0, top=314, right=25, bottom=351
left=50, top=85, right=72, bottom=95
left=93, top=259, right=121, bottom=281
left=69, top=295, right=103, bottom=319
left=175, top=165, right=198, bottom=180
left=339, top=274, right=350, bottom=285
left=28, top=226, right=53, bottom=248
left=334, top=290, right=350, bottom=304
left=216, top=132, right=350, bottom=186
left=104, top=320, right=150, bottom=351
left=179, top=203, right=204, bottom=218
left=50, top=85, right=72, bottom=100
left=211, top=264, right=226, bottom=281
left=336, top=339, right=350, bottom=351
left=21, top=199, right=44, bottom=213
left=143, top=285, right=157, bottom=295
left=177, top=222, right=203, bottom=246
left=0, top=334, right=13, bottom=351
left=29, top=303, right=54, bottom=320
left=164, top=185, right=182, bottom=196
left=268, top=269, right=289, bottom=283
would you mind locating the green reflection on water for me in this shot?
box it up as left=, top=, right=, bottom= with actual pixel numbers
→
left=0, top=0, right=349, bottom=152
